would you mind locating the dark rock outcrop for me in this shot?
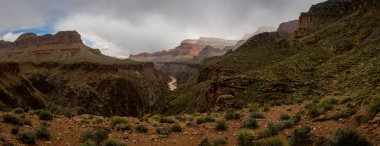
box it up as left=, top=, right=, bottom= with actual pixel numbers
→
left=277, top=20, right=299, bottom=38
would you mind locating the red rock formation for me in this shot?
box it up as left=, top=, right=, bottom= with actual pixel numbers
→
left=15, top=31, right=82, bottom=46
left=277, top=20, right=299, bottom=38
left=130, top=37, right=237, bottom=58
left=294, top=0, right=368, bottom=38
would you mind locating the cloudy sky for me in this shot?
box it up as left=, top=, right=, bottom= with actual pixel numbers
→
left=0, top=0, right=324, bottom=57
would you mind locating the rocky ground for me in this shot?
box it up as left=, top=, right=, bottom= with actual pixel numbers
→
left=0, top=96, right=379, bottom=146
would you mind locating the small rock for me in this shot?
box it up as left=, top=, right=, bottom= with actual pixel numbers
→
left=132, top=140, right=137, bottom=143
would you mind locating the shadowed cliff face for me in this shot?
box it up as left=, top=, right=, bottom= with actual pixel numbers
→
left=170, top=0, right=380, bottom=113
left=0, top=32, right=171, bottom=117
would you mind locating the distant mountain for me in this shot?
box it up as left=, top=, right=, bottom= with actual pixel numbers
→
left=0, top=31, right=170, bottom=116
left=129, top=37, right=238, bottom=62
left=231, top=26, right=276, bottom=50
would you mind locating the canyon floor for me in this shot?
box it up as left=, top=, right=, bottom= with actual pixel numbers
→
left=0, top=96, right=379, bottom=146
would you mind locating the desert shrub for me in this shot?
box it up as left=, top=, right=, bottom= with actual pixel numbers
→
left=332, top=107, right=354, bottom=120
left=258, top=123, right=279, bottom=139
left=247, top=103, right=260, bottom=112
left=111, top=116, right=129, bottom=126
left=263, top=103, right=271, bottom=112
left=289, top=114, right=301, bottom=123
left=170, top=124, right=182, bottom=132
left=94, top=117, right=104, bottom=124
left=242, top=117, right=258, bottom=129
left=199, top=137, right=210, bottom=146
left=115, top=123, right=131, bottom=131
left=17, top=132, right=36, bottom=144
left=156, top=127, right=171, bottom=135
left=250, top=112, right=264, bottom=119
left=368, top=94, right=380, bottom=117
left=175, top=115, right=187, bottom=121
left=212, top=139, right=228, bottom=145
left=2, top=114, right=20, bottom=124
left=334, top=129, right=371, bottom=146
left=215, top=120, right=227, bottom=131
left=196, top=116, right=215, bottom=124
left=277, top=120, right=293, bottom=129
left=186, top=121, right=197, bottom=127
left=237, top=130, right=254, bottom=146
left=104, top=138, right=128, bottom=146
left=36, top=110, right=53, bottom=120
left=13, top=108, right=24, bottom=114
left=199, top=137, right=228, bottom=146
left=135, top=124, right=148, bottom=133
left=80, top=140, right=96, bottom=146
left=11, top=126, right=19, bottom=135
left=254, top=136, right=285, bottom=146
left=224, top=111, right=240, bottom=120
left=319, top=99, right=338, bottom=112
left=304, top=103, right=321, bottom=118
left=340, top=97, right=353, bottom=104
left=36, top=125, right=51, bottom=140
left=22, top=118, right=32, bottom=126
left=159, top=117, right=175, bottom=124
left=313, top=137, right=334, bottom=146
left=151, top=114, right=161, bottom=119
left=80, top=128, right=109, bottom=144
left=279, top=113, right=290, bottom=120
left=289, top=126, right=311, bottom=146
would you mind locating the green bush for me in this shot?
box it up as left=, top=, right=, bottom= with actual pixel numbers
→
left=175, top=115, right=187, bottom=121
left=279, top=113, right=290, bottom=120
left=104, top=138, right=128, bottom=146
left=2, top=114, right=20, bottom=124
left=215, top=120, right=227, bottom=131
left=332, top=107, right=354, bottom=120
left=247, top=103, right=260, bottom=112
left=340, top=97, right=353, bottom=104
left=156, top=127, right=171, bottom=135
left=135, top=124, right=148, bottom=133
left=368, top=94, right=380, bottom=117
left=290, top=114, right=301, bottom=124
left=237, top=130, right=254, bottom=146
left=224, top=111, right=240, bottom=120
left=334, top=129, right=371, bottom=146
left=257, top=122, right=295, bottom=139
left=115, top=123, right=131, bottom=131
left=196, top=116, right=215, bottom=124
left=13, top=108, right=24, bottom=114
left=111, top=116, right=129, bottom=126
left=36, top=125, right=51, bottom=140
left=80, top=140, right=96, bottom=146
left=289, top=126, right=311, bottom=146
left=80, top=128, right=109, bottom=144
left=242, top=117, right=258, bottom=129
left=159, top=117, right=175, bottom=124
left=22, top=118, right=32, bottom=126
left=17, top=132, right=36, bottom=144
left=94, top=117, right=104, bottom=124
left=254, top=136, right=285, bottom=146
left=170, top=124, right=182, bottom=132
left=36, top=110, right=54, bottom=120
left=304, top=103, right=321, bottom=118
left=249, top=112, right=264, bottom=119
left=212, top=139, right=228, bottom=145
left=11, top=126, right=19, bottom=135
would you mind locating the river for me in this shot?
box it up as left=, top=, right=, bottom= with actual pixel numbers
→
left=168, top=76, right=177, bottom=91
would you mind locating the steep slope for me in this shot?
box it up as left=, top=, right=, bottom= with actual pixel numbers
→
left=169, top=0, right=380, bottom=113
left=0, top=31, right=170, bottom=117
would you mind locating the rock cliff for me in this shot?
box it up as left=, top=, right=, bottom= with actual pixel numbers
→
left=0, top=31, right=170, bottom=117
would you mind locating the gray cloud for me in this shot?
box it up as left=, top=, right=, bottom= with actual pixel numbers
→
left=0, top=0, right=325, bottom=56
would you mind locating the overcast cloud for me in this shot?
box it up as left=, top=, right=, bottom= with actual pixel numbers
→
left=0, top=0, right=325, bottom=57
